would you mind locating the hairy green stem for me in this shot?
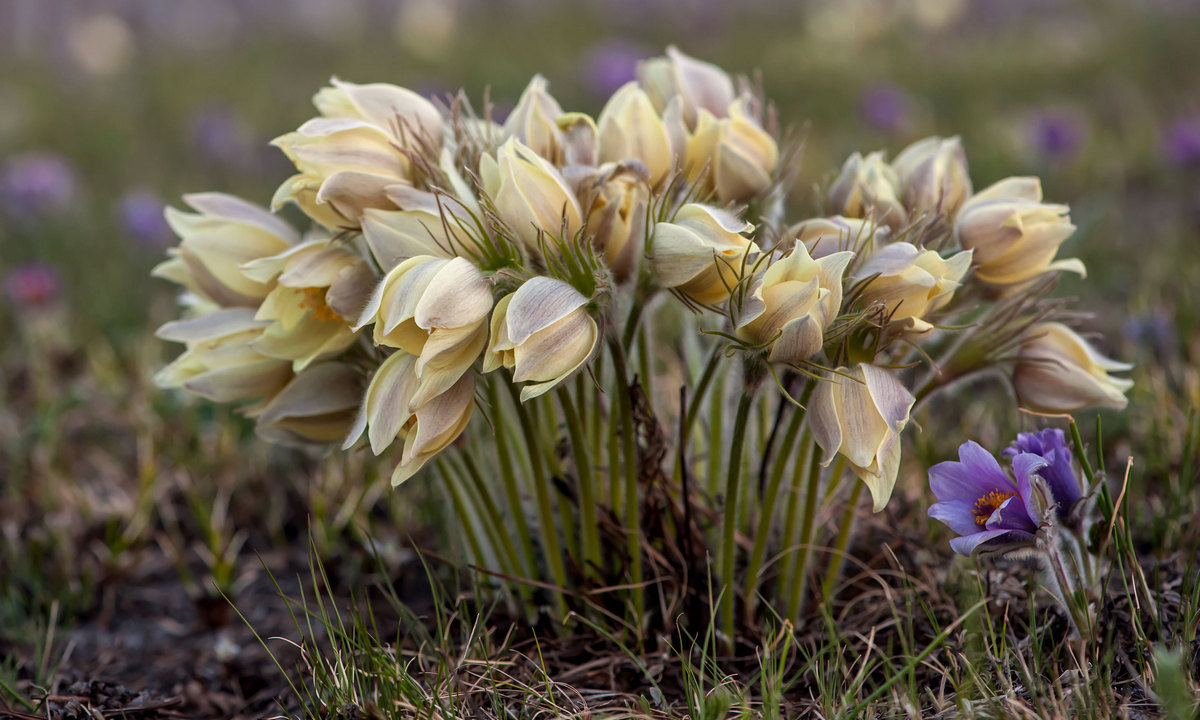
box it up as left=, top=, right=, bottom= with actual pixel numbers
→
left=486, top=379, right=537, bottom=579
left=786, top=444, right=825, bottom=620
left=608, top=338, right=644, bottom=628
left=559, top=387, right=601, bottom=575
left=719, top=389, right=758, bottom=649
left=820, top=475, right=862, bottom=605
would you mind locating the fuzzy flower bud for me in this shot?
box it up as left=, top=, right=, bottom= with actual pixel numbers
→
left=637, top=45, right=735, bottom=130
left=597, top=82, right=675, bottom=186
left=1013, top=322, right=1132, bottom=413
left=484, top=277, right=599, bottom=402
left=954, top=177, right=1085, bottom=288
left=479, top=138, right=583, bottom=255
left=828, top=151, right=907, bottom=229
left=583, top=163, right=650, bottom=283
left=892, top=136, right=972, bottom=221
left=856, top=243, right=973, bottom=333
left=504, top=75, right=565, bottom=163
left=650, top=204, right=759, bottom=306
left=810, top=364, right=916, bottom=512
left=686, top=97, right=778, bottom=203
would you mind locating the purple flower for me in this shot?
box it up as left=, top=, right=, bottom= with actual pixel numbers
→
left=119, top=190, right=173, bottom=248
left=4, top=262, right=61, bottom=310
left=859, top=82, right=914, bottom=135
left=581, top=40, right=648, bottom=99
left=928, top=441, right=1047, bottom=555
left=1, top=151, right=78, bottom=221
left=188, top=105, right=257, bottom=170
left=1162, top=117, right=1200, bottom=168
left=1005, top=428, right=1081, bottom=517
left=1025, top=109, right=1085, bottom=162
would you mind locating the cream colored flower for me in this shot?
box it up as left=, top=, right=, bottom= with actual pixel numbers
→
left=736, top=244, right=854, bottom=365
left=355, top=255, right=492, bottom=407
left=153, top=193, right=297, bottom=308
left=484, top=277, right=598, bottom=401
left=954, top=177, right=1085, bottom=288
left=686, top=97, right=778, bottom=203
left=504, top=75, right=565, bottom=163
left=856, top=243, right=973, bottom=333
left=155, top=308, right=291, bottom=403
left=252, top=361, right=363, bottom=445
left=240, top=239, right=373, bottom=371
left=891, top=136, right=972, bottom=221
left=1013, top=322, right=1132, bottom=413
left=360, top=183, right=477, bottom=270
left=791, top=215, right=887, bottom=260
left=479, top=138, right=583, bottom=254
left=344, top=352, right=475, bottom=485
left=581, top=163, right=650, bottom=283
left=810, top=364, right=916, bottom=512
left=597, top=82, right=675, bottom=186
left=828, top=151, right=907, bottom=229
left=651, top=203, right=759, bottom=306
left=638, top=45, right=735, bottom=130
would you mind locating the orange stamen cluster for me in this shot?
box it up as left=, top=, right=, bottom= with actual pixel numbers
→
left=299, top=286, right=344, bottom=324
left=973, top=490, right=1017, bottom=527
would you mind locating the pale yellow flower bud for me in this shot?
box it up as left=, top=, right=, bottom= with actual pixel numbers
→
left=355, top=255, right=492, bottom=408
left=597, top=82, right=675, bottom=186
left=892, top=136, right=972, bottom=221
left=484, top=277, right=599, bottom=402
left=479, top=138, right=583, bottom=254
left=638, top=45, right=735, bottom=130
left=685, top=97, right=778, bottom=203
left=583, top=163, right=650, bottom=283
left=856, top=243, right=973, bottom=333
left=558, top=113, right=599, bottom=167
left=954, top=177, right=1085, bottom=288
left=828, top=151, right=907, bottom=229
left=360, top=184, right=477, bottom=270
left=253, top=361, right=363, bottom=445
left=1013, top=322, right=1132, bottom=413
left=810, top=364, right=916, bottom=512
left=651, top=204, right=759, bottom=306
left=155, top=308, right=292, bottom=403
left=154, top=193, right=297, bottom=308
left=313, top=78, right=443, bottom=146
left=504, top=75, right=565, bottom=163
left=736, top=244, right=853, bottom=365
left=791, top=216, right=887, bottom=260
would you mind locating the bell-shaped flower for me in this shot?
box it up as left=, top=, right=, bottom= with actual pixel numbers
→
left=355, top=255, right=492, bottom=408
left=484, top=276, right=598, bottom=402
left=155, top=308, right=291, bottom=403
left=581, top=162, right=650, bottom=283
left=240, top=238, right=373, bottom=372
left=686, top=97, right=778, bottom=203
left=252, top=361, right=364, bottom=445
left=503, top=75, right=565, bottom=163
left=479, top=138, right=583, bottom=255
left=344, top=351, right=475, bottom=485
left=954, top=177, right=1085, bottom=288
left=856, top=243, right=973, bottom=333
left=1004, top=428, right=1083, bottom=519
left=735, top=244, right=853, bottom=365
left=637, top=45, right=735, bottom=130
left=651, top=203, right=759, bottom=306
left=891, top=136, right=972, bottom=222
left=791, top=215, right=888, bottom=260
left=597, top=82, right=675, bottom=187
left=928, top=441, right=1047, bottom=556
left=153, top=193, right=297, bottom=308
left=1012, top=322, right=1132, bottom=413
left=828, top=151, right=907, bottom=229
left=360, top=184, right=477, bottom=270
left=810, top=364, right=916, bottom=512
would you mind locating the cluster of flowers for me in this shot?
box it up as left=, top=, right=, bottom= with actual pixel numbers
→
left=154, top=45, right=1131, bottom=526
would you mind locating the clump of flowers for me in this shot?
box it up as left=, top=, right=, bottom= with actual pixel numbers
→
left=154, top=47, right=1131, bottom=644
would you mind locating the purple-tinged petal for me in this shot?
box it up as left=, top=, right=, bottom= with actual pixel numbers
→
left=928, top=500, right=982, bottom=536
left=1011, top=451, right=1049, bottom=522
left=949, top=528, right=1036, bottom=556
left=928, top=441, right=1012, bottom=501
left=986, top=495, right=1039, bottom=534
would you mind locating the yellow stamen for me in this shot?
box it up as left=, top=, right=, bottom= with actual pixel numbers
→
left=299, top=287, right=344, bottom=324
left=973, top=490, right=1017, bottom=527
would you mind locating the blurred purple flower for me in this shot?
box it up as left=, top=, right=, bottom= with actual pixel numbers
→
left=4, top=262, right=61, bottom=310
left=582, top=40, right=648, bottom=99
left=1026, top=109, right=1085, bottom=162
left=859, top=82, right=914, bottom=136
left=1, top=151, right=77, bottom=221
left=1162, top=117, right=1200, bottom=168
left=1123, top=309, right=1176, bottom=361
left=188, top=105, right=258, bottom=171
left=928, top=441, right=1047, bottom=556
left=1005, top=428, right=1081, bottom=518
left=119, top=190, right=173, bottom=248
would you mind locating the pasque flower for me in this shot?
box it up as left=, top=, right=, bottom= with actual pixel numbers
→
left=596, top=81, right=676, bottom=187
left=1005, top=428, right=1082, bottom=519
left=1013, top=322, right=1132, bottom=413
left=637, top=45, right=735, bottom=130
left=891, top=136, right=972, bottom=222
left=479, top=138, right=583, bottom=255
left=828, top=151, right=907, bottom=229
left=651, top=203, right=759, bottom=306
left=855, top=243, right=973, bottom=333
left=791, top=215, right=888, bottom=260
left=928, top=441, right=1048, bottom=556
left=686, top=97, right=779, bottom=203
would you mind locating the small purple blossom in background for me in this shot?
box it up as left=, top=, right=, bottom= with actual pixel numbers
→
left=1005, top=428, right=1081, bottom=518
left=928, top=441, right=1047, bottom=556
left=581, top=40, right=648, bottom=99
left=859, top=82, right=914, bottom=136
left=4, top=262, right=61, bottom=310
left=1, top=151, right=77, bottom=221
left=1123, top=309, right=1176, bottom=362
left=119, top=190, right=173, bottom=248
left=1025, top=108, right=1085, bottom=163
left=188, top=105, right=260, bottom=172
left=1162, top=116, right=1200, bottom=168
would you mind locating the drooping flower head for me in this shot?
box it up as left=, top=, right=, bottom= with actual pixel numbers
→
left=928, top=441, right=1048, bottom=555
left=1004, top=428, right=1082, bottom=519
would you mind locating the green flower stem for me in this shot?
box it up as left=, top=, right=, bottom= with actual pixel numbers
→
left=719, top=389, right=758, bottom=649
left=707, top=369, right=728, bottom=499
left=558, top=387, right=602, bottom=575
left=820, top=475, right=862, bottom=606
left=742, top=384, right=812, bottom=623
left=459, top=447, right=528, bottom=598
left=682, top=343, right=724, bottom=444
left=486, top=379, right=537, bottom=580
left=506, top=381, right=569, bottom=616
left=786, top=443, right=825, bottom=620
left=608, top=338, right=644, bottom=628
left=437, top=457, right=488, bottom=570
left=777, top=431, right=812, bottom=596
